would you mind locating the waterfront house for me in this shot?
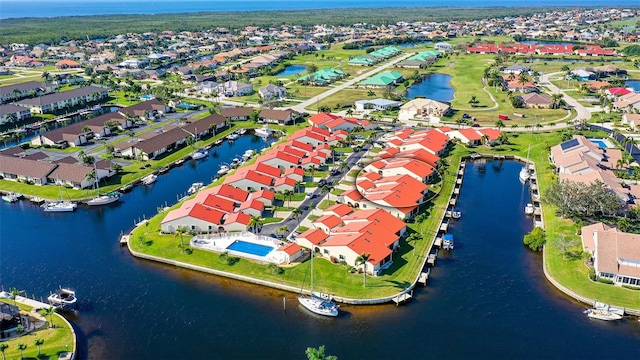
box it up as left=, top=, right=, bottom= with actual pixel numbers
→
left=220, top=106, right=254, bottom=121
left=613, top=93, right=640, bottom=113
left=16, top=86, right=109, bottom=114
left=258, top=108, right=294, bottom=125
left=518, top=93, right=553, bottom=108
left=0, top=156, right=56, bottom=185
left=217, top=81, right=254, bottom=97
left=0, top=104, right=32, bottom=124
left=0, top=81, right=55, bottom=104
left=48, top=162, right=94, bottom=189
left=275, top=243, right=305, bottom=264
left=581, top=223, right=640, bottom=287
left=622, top=114, right=640, bottom=130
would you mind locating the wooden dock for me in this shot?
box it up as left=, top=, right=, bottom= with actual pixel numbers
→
left=418, top=269, right=430, bottom=286
left=119, top=234, right=130, bottom=246
left=427, top=253, right=437, bottom=267
left=434, top=237, right=442, bottom=248
left=392, top=291, right=413, bottom=306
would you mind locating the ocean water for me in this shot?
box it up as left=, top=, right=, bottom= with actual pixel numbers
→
left=1, top=0, right=637, bottom=19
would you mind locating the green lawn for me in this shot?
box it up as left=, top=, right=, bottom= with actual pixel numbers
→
left=0, top=299, right=75, bottom=360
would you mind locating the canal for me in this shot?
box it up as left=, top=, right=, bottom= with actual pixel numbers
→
left=1, top=153, right=639, bottom=358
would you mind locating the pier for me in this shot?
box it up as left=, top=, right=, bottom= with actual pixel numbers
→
left=392, top=291, right=413, bottom=306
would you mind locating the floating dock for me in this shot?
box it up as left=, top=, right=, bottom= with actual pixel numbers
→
left=392, top=291, right=413, bottom=306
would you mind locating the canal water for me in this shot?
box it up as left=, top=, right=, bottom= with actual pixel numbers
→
left=405, top=73, right=454, bottom=102
left=275, top=65, right=306, bottom=77
left=1, top=154, right=639, bottom=358
left=626, top=80, right=640, bottom=92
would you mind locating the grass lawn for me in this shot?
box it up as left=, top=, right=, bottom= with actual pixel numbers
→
left=0, top=299, right=75, bottom=359
left=306, top=88, right=371, bottom=111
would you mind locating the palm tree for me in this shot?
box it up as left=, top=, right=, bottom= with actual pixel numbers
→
left=34, top=339, right=44, bottom=357
left=355, top=253, right=371, bottom=287
left=17, top=344, right=27, bottom=360
left=308, top=165, right=320, bottom=179
left=41, top=71, right=51, bottom=84
left=415, top=213, right=427, bottom=234
left=408, top=232, right=421, bottom=256
left=42, top=306, right=56, bottom=328
left=306, top=345, right=338, bottom=360
left=367, top=90, right=376, bottom=98
left=9, top=287, right=24, bottom=306
left=175, top=226, right=187, bottom=253
left=294, top=180, right=304, bottom=194
left=292, top=207, right=303, bottom=225
left=282, top=189, right=294, bottom=207
left=278, top=225, right=289, bottom=237
left=346, top=108, right=354, bottom=117
left=0, top=344, right=8, bottom=360
left=248, top=215, right=263, bottom=233
left=495, top=119, right=505, bottom=130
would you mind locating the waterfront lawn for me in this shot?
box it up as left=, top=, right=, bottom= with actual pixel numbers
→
left=0, top=300, right=75, bottom=359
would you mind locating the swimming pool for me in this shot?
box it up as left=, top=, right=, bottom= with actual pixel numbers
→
left=227, top=240, right=274, bottom=257
left=140, top=95, right=154, bottom=100
left=589, top=139, right=609, bottom=149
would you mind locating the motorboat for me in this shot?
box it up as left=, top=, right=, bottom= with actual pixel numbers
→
left=519, top=145, right=531, bottom=183
left=585, top=308, right=623, bottom=321
left=42, top=200, right=77, bottom=212
left=87, top=191, right=120, bottom=206
left=188, top=182, right=204, bottom=195
left=237, top=128, right=247, bottom=135
left=451, top=209, right=461, bottom=219
left=214, top=139, right=223, bottom=145
left=298, top=252, right=339, bottom=317
left=227, top=133, right=240, bottom=141
left=2, top=192, right=20, bottom=203
left=191, top=149, right=208, bottom=160
left=217, top=165, right=230, bottom=176
left=254, top=125, right=273, bottom=138
left=442, top=234, right=454, bottom=250
left=142, top=174, right=157, bottom=186
left=47, top=287, right=77, bottom=307
left=594, top=301, right=624, bottom=317
left=524, top=203, right=534, bottom=215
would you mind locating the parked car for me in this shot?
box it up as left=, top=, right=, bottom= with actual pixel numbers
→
left=462, top=113, right=471, bottom=119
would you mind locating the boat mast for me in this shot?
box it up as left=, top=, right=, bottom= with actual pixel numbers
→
left=310, top=250, right=314, bottom=294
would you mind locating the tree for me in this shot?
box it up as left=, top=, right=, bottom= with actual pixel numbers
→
left=355, top=253, right=371, bottom=287
left=367, top=90, right=376, bottom=98
left=495, top=119, right=505, bottom=130
left=321, top=184, right=331, bottom=201
left=306, top=346, right=338, bottom=360
left=277, top=225, right=289, bottom=237
left=550, top=235, right=578, bottom=260
left=283, top=189, right=294, bottom=207
left=306, top=63, right=318, bottom=75
left=0, top=343, right=8, bottom=360
left=17, top=344, right=27, bottom=360
left=468, top=95, right=479, bottom=107
left=42, top=306, right=56, bottom=328
left=9, top=287, right=24, bottom=306
left=294, top=180, right=304, bottom=194
left=34, top=339, right=45, bottom=357
left=617, top=217, right=632, bottom=233
left=175, top=226, right=187, bottom=253
left=292, top=207, right=303, bottom=225
left=248, top=215, right=263, bottom=233
left=415, top=213, right=427, bottom=233
left=308, top=165, right=320, bottom=178
left=523, top=227, right=546, bottom=251
left=408, top=232, right=421, bottom=256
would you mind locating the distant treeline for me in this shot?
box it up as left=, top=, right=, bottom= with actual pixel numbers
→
left=0, top=6, right=606, bottom=45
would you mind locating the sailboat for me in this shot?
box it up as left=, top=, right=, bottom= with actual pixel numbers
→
left=42, top=178, right=77, bottom=212
left=298, top=251, right=339, bottom=317
left=87, top=163, right=120, bottom=206
left=519, top=145, right=531, bottom=183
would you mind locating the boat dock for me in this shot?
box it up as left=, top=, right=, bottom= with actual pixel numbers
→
left=392, top=291, right=413, bottom=306
left=418, top=269, right=430, bottom=286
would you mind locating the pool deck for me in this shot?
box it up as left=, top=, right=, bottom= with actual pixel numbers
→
left=191, top=232, right=286, bottom=264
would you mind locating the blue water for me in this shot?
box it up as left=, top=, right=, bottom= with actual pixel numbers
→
left=275, top=65, right=306, bottom=77
left=626, top=80, right=640, bottom=92
left=140, top=95, right=154, bottom=100
left=178, top=103, right=199, bottom=109
left=406, top=73, right=454, bottom=102
left=227, top=240, right=274, bottom=256
left=2, top=0, right=637, bottom=19
left=589, top=139, right=609, bottom=149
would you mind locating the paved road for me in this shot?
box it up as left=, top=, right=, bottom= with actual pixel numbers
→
left=289, top=53, right=414, bottom=113
left=260, top=141, right=374, bottom=237
left=539, top=71, right=591, bottom=123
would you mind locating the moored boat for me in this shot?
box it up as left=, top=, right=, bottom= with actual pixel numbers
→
left=188, top=182, right=204, bottom=195
left=298, top=252, right=339, bottom=317
left=451, top=209, right=461, bottom=219
left=47, top=287, right=77, bottom=307
left=227, top=133, right=239, bottom=141
left=254, top=125, right=272, bottom=138
left=2, top=192, right=20, bottom=203
left=191, top=149, right=208, bottom=160
left=524, top=203, right=534, bottom=215
left=42, top=200, right=77, bottom=212
left=87, top=191, right=121, bottom=206
left=586, top=308, right=623, bottom=321
left=217, top=165, right=230, bottom=176
left=443, top=234, right=454, bottom=250
left=142, top=174, right=157, bottom=186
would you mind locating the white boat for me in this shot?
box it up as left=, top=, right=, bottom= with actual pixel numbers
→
left=254, top=125, right=272, bottom=138
left=87, top=192, right=120, bottom=206
left=524, top=203, right=534, bottom=215
left=227, top=133, right=240, bottom=141
left=451, top=209, right=461, bottom=219
left=2, top=192, right=19, bottom=203
left=191, top=149, right=208, bottom=160
left=188, top=182, right=204, bottom=195
left=443, top=234, right=454, bottom=250
left=47, top=287, right=77, bottom=307
left=298, top=252, right=339, bottom=317
left=217, top=165, right=230, bottom=176
left=519, top=145, right=531, bottom=183
left=586, top=309, right=623, bottom=321
left=237, top=128, right=247, bottom=135
left=43, top=180, right=77, bottom=212
left=42, top=200, right=77, bottom=212
left=594, top=301, right=625, bottom=317
left=142, top=174, right=157, bottom=186
left=87, top=163, right=120, bottom=206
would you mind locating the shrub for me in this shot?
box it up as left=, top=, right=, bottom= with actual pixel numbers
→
left=16, top=325, right=25, bottom=333
left=622, top=284, right=640, bottom=291
left=588, top=268, right=596, bottom=281
left=597, top=277, right=614, bottom=285
left=267, top=263, right=284, bottom=275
